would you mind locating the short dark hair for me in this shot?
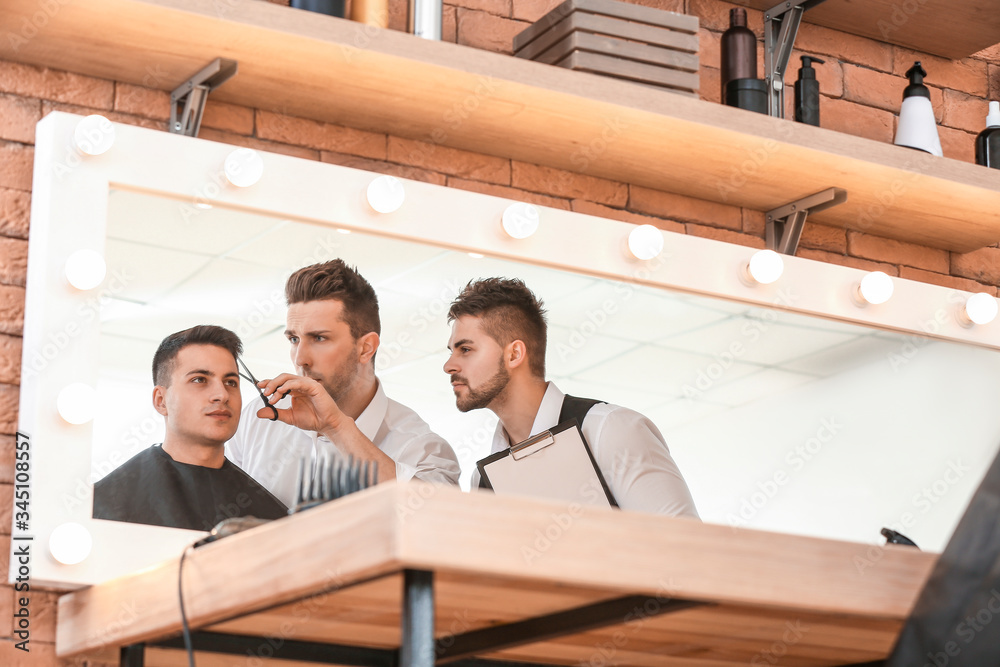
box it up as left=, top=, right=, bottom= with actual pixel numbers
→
left=152, top=325, right=242, bottom=387
left=285, top=260, right=380, bottom=340
left=448, top=278, right=547, bottom=377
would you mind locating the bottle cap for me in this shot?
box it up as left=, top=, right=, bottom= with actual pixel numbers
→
left=729, top=7, right=747, bottom=27
left=903, top=62, right=931, bottom=100
left=798, top=56, right=825, bottom=80
left=987, top=101, right=1000, bottom=129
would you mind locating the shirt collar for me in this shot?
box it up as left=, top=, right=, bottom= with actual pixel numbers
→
left=354, top=379, right=388, bottom=441
left=495, top=381, right=564, bottom=449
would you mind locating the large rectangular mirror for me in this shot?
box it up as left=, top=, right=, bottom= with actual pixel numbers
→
left=18, top=112, right=1000, bottom=586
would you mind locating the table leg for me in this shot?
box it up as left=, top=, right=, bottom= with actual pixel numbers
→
left=400, top=569, right=434, bottom=667
left=120, top=644, right=145, bottom=667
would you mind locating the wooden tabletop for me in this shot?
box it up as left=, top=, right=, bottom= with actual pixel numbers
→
left=57, top=483, right=936, bottom=666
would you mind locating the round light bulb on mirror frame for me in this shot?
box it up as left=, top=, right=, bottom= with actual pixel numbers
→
left=224, top=148, right=265, bottom=187
left=73, top=114, right=116, bottom=156
left=57, top=382, right=97, bottom=425
left=64, top=249, right=107, bottom=291
left=627, top=224, right=664, bottom=260
left=501, top=202, right=539, bottom=239
left=743, top=249, right=784, bottom=285
left=49, top=522, right=93, bottom=565
left=366, top=175, right=405, bottom=214
left=856, top=271, right=894, bottom=306
left=960, top=292, right=999, bottom=327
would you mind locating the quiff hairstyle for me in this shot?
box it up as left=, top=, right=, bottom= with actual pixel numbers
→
left=448, top=277, right=547, bottom=378
left=284, top=260, right=381, bottom=340
left=152, top=325, right=242, bottom=387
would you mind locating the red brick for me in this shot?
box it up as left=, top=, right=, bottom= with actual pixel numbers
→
left=446, top=176, right=570, bottom=209
left=30, top=591, right=59, bottom=645
left=0, top=435, right=14, bottom=484
left=621, top=0, right=684, bottom=13
left=952, top=246, right=1000, bottom=286
left=0, top=95, right=40, bottom=145
left=511, top=161, right=626, bottom=206
left=39, top=102, right=164, bottom=132
left=320, top=151, right=447, bottom=185
left=847, top=231, right=949, bottom=273
left=0, top=286, right=25, bottom=336
left=974, top=43, right=1000, bottom=64
left=113, top=83, right=169, bottom=121
left=388, top=137, right=509, bottom=184
left=511, top=0, right=681, bottom=22
left=0, top=586, right=10, bottom=639
left=892, top=49, right=988, bottom=98
left=938, top=125, right=976, bottom=164
left=684, top=223, right=764, bottom=249
left=700, top=66, right=721, bottom=105
left=741, top=208, right=764, bottom=236
left=799, top=222, right=846, bottom=254
left=991, top=64, right=1000, bottom=101
left=389, top=0, right=409, bottom=31
left=794, top=23, right=893, bottom=72
left=255, top=110, right=385, bottom=158
left=0, top=62, right=113, bottom=109
left=197, top=127, right=320, bottom=161
left=0, top=143, right=32, bottom=192
left=455, top=0, right=510, bottom=19
left=899, top=266, right=994, bottom=293
left=0, top=387, right=14, bottom=435
left=443, top=4, right=458, bottom=42
left=0, top=189, right=30, bottom=240
left=570, top=199, right=685, bottom=234
left=798, top=248, right=898, bottom=275
left=821, top=97, right=894, bottom=144
left=456, top=8, right=530, bottom=54
left=201, top=100, right=254, bottom=135
left=842, top=64, right=943, bottom=119
left=0, top=238, right=27, bottom=288
left=0, top=335, right=19, bottom=388
left=942, top=89, right=990, bottom=134
left=629, top=185, right=742, bottom=230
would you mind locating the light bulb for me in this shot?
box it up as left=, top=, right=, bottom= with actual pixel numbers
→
left=963, top=293, right=998, bottom=326
left=857, top=271, right=894, bottom=305
left=501, top=203, right=539, bottom=239
left=627, top=224, right=664, bottom=260
left=74, top=115, right=115, bottom=156
left=65, top=249, right=107, bottom=290
left=366, top=175, right=405, bottom=213
left=745, top=250, right=784, bottom=285
left=468, top=252, right=484, bottom=259
left=49, top=523, right=93, bottom=565
left=224, top=148, right=264, bottom=187
left=57, top=383, right=97, bottom=425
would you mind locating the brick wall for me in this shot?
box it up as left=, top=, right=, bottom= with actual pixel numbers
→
left=1, top=0, right=999, bottom=663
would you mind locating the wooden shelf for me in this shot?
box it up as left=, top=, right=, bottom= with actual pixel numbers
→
left=2, top=0, right=1000, bottom=252
left=741, top=0, right=1000, bottom=60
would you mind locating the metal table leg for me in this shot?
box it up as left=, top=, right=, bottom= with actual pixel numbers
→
left=400, top=569, right=434, bottom=667
left=120, top=644, right=145, bottom=667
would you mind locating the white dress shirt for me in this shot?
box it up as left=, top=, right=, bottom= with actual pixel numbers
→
left=226, top=381, right=461, bottom=507
left=473, top=382, right=699, bottom=518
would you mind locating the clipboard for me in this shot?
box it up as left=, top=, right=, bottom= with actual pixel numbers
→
left=477, top=419, right=618, bottom=508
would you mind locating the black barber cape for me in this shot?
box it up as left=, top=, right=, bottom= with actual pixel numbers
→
left=93, top=445, right=287, bottom=531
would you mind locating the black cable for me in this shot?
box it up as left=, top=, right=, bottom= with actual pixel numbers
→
left=178, top=543, right=197, bottom=667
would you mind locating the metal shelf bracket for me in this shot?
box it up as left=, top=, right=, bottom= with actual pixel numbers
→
left=763, top=0, right=827, bottom=118
left=169, top=58, right=238, bottom=137
left=766, top=187, right=847, bottom=255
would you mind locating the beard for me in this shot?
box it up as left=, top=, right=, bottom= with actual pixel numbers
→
left=454, top=359, right=510, bottom=412
left=303, top=354, right=360, bottom=406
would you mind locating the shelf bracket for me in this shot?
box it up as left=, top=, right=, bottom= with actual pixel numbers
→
left=169, top=58, right=238, bottom=137
left=763, top=0, right=827, bottom=118
left=766, top=187, right=846, bottom=255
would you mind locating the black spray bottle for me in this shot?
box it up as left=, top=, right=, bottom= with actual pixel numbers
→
left=794, top=56, right=824, bottom=126
left=975, top=101, right=1000, bottom=169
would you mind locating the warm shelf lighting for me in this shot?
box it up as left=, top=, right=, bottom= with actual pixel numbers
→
left=64, top=249, right=107, bottom=291
left=366, top=175, right=405, bottom=213
left=49, top=523, right=93, bottom=565
left=74, top=115, right=115, bottom=156
left=57, top=383, right=97, bottom=425
left=224, top=148, right=264, bottom=187
left=627, top=224, right=664, bottom=260
left=501, top=203, right=539, bottom=239
left=960, top=293, right=999, bottom=327
left=744, top=250, right=784, bottom=285
left=857, top=271, right=894, bottom=305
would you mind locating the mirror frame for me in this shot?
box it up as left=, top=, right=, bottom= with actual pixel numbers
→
left=16, top=111, right=1000, bottom=587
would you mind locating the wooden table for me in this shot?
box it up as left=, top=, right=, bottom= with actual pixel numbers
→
left=57, top=483, right=936, bottom=666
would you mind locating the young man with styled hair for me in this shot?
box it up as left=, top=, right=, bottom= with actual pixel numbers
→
left=444, top=277, right=698, bottom=517
left=93, top=325, right=287, bottom=530
left=227, top=260, right=460, bottom=506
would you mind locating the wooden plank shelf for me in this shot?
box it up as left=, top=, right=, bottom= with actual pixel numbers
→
left=2, top=0, right=999, bottom=252
left=740, top=0, right=1000, bottom=60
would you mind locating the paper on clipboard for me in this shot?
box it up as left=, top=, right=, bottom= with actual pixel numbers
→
left=477, top=419, right=617, bottom=508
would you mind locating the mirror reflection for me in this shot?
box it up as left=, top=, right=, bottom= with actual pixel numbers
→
left=93, top=189, right=1000, bottom=550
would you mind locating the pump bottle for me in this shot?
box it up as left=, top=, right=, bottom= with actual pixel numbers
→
left=794, top=56, right=824, bottom=126
left=975, top=101, right=1000, bottom=169
left=894, top=62, right=942, bottom=157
